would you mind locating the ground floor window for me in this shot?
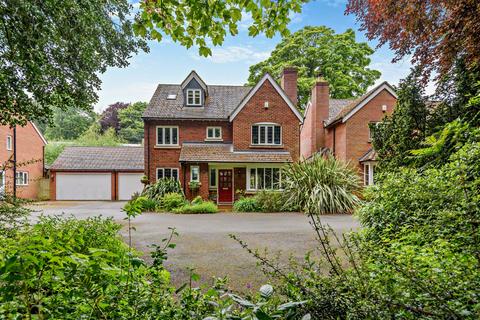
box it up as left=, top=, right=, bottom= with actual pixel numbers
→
left=209, top=168, right=217, bottom=189
left=15, top=171, right=28, bottom=186
left=157, top=168, right=179, bottom=180
left=190, top=165, right=200, bottom=182
left=0, top=171, right=4, bottom=188
left=248, top=167, right=282, bottom=191
left=363, top=163, right=375, bottom=186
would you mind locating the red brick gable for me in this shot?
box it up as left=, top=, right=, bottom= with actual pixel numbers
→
left=231, top=79, right=301, bottom=161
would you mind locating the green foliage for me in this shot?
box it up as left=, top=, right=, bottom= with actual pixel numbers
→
left=43, top=107, right=96, bottom=140
left=142, top=179, right=183, bottom=202
left=256, top=190, right=298, bottom=212
left=233, top=196, right=261, bottom=212
left=173, top=201, right=218, bottom=214
left=248, top=26, right=381, bottom=107
left=0, top=1, right=146, bottom=127
left=118, top=102, right=147, bottom=143
left=135, top=196, right=159, bottom=212
left=282, top=154, right=361, bottom=215
left=135, top=0, right=306, bottom=57
left=44, top=141, right=70, bottom=166
left=76, top=123, right=125, bottom=146
left=0, top=198, right=31, bottom=238
left=191, top=195, right=203, bottom=205
left=160, top=193, right=187, bottom=211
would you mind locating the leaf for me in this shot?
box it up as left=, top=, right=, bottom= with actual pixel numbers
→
left=259, top=284, right=274, bottom=298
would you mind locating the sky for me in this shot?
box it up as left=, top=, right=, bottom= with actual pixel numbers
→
left=94, top=0, right=413, bottom=112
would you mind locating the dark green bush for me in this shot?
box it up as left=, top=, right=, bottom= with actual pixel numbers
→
left=135, top=196, right=159, bottom=212
left=160, top=192, right=187, bottom=211
left=255, top=190, right=299, bottom=212
left=173, top=201, right=218, bottom=214
left=233, top=196, right=261, bottom=212
left=142, top=178, right=183, bottom=202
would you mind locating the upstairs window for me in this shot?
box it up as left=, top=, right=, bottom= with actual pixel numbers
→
left=186, top=89, right=202, bottom=106
left=6, top=135, right=12, bottom=151
left=157, top=126, right=178, bottom=146
left=252, top=123, right=281, bottom=145
left=206, top=127, right=222, bottom=140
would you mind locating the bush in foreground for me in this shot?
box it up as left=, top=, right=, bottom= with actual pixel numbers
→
left=142, top=178, right=183, bottom=202
left=173, top=200, right=218, bottom=214
left=233, top=196, right=261, bottom=212
left=159, top=192, right=187, bottom=211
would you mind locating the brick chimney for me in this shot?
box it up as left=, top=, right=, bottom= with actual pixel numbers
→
left=311, top=77, right=330, bottom=151
left=280, top=67, right=298, bottom=106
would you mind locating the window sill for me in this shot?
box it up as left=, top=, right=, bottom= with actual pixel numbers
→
left=205, top=138, right=223, bottom=142
left=249, top=144, right=284, bottom=149
left=154, top=145, right=181, bottom=149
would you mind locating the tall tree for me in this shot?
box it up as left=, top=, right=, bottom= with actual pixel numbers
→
left=0, top=0, right=147, bottom=126
left=248, top=26, right=381, bottom=107
left=99, top=102, right=129, bottom=134
left=44, top=107, right=96, bottom=141
left=346, top=0, right=480, bottom=79
left=118, top=102, right=147, bottom=144
left=134, top=0, right=307, bottom=57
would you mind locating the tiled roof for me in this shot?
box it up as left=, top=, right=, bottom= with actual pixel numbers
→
left=143, top=84, right=252, bottom=119
left=359, top=148, right=377, bottom=162
left=327, top=99, right=355, bottom=123
left=179, top=143, right=293, bottom=163
left=50, top=146, right=144, bottom=171
left=325, top=81, right=395, bottom=126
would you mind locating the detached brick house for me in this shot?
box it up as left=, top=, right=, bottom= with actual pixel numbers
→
left=300, top=79, right=397, bottom=185
left=143, top=69, right=303, bottom=204
left=0, top=122, right=47, bottom=199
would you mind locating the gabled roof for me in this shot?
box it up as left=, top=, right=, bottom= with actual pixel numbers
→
left=325, top=82, right=397, bottom=127
left=179, top=143, right=293, bottom=163
left=143, top=84, right=251, bottom=119
left=359, top=148, right=377, bottom=162
left=50, top=146, right=144, bottom=171
left=181, top=70, right=208, bottom=93
left=229, top=73, right=303, bottom=122
left=31, top=121, right=47, bottom=145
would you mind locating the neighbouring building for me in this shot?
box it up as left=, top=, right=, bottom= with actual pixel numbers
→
left=49, top=146, right=144, bottom=200
left=0, top=122, right=47, bottom=199
left=300, top=79, right=397, bottom=185
left=143, top=69, right=303, bottom=204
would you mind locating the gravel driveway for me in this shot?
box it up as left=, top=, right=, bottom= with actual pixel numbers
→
left=32, top=201, right=360, bottom=291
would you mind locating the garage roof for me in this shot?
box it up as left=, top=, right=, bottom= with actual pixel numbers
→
left=50, top=146, right=144, bottom=171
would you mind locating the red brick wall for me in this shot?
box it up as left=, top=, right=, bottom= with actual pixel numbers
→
left=325, top=123, right=347, bottom=162
left=0, top=122, right=45, bottom=199
left=300, top=103, right=313, bottom=160
left=232, top=80, right=301, bottom=161
left=344, top=90, right=396, bottom=171
left=144, top=119, right=231, bottom=199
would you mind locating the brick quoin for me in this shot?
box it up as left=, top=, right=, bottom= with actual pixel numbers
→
left=0, top=122, right=45, bottom=199
left=232, top=80, right=300, bottom=162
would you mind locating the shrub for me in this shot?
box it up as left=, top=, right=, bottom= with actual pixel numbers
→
left=160, top=192, right=187, bottom=211
left=135, top=196, right=159, bottom=212
left=142, top=178, right=183, bottom=202
left=173, top=201, right=218, bottom=214
left=0, top=198, right=31, bottom=238
left=233, top=196, right=261, bottom=212
left=191, top=195, right=203, bottom=205
left=255, top=190, right=300, bottom=212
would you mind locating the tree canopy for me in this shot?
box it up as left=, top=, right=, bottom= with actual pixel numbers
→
left=134, top=0, right=307, bottom=57
left=0, top=0, right=147, bottom=127
left=43, top=107, right=96, bottom=141
left=248, top=26, right=381, bottom=107
left=99, top=102, right=130, bottom=134
left=118, top=102, right=148, bottom=144
left=346, top=0, right=480, bottom=79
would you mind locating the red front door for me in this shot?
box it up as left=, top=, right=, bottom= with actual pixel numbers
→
left=218, top=169, right=233, bottom=203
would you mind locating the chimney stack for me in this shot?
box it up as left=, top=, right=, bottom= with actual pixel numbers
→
left=280, top=67, right=298, bottom=106
left=311, top=77, right=330, bottom=152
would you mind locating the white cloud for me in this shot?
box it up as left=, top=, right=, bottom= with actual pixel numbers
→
left=191, top=46, right=271, bottom=64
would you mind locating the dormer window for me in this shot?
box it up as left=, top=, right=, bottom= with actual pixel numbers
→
left=186, top=89, right=202, bottom=106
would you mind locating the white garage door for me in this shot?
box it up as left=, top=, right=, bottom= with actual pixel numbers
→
left=56, top=173, right=111, bottom=200
left=118, top=173, right=144, bottom=200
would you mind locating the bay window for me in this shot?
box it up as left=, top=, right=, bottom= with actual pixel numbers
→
left=248, top=167, right=282, bottom=190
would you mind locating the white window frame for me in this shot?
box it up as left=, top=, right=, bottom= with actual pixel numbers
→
left=363, top=163, right=375, bottom=186
left=156, top=126, right=179, bottom=146
left=0, top=170, right=5, bottom=188
left=186, top=89, right=202, bottom=106
left=190, top=165, right=200, bottom=182
left=156, top=168, right=179, bottom=181
left=206, top=127, right=222, bottom=141
left=6, top=135, right=12, bottom=151
left=209, top=168, right=217, bottom=189
left=251, top=123, right=282, bottom=146
left=246, top=166, right=283, bottom=191
left=16, top=171, right=29, bottom=186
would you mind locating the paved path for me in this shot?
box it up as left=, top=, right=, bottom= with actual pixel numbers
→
left=31, top=201, right=360, bottom=291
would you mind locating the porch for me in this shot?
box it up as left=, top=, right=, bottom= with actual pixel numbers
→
left=178, top=143, right=292, bottom=204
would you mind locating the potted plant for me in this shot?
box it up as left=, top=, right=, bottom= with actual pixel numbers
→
left=188, top=181, right=201, bottom=192
left=140, top=175, right=150, bottom=186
